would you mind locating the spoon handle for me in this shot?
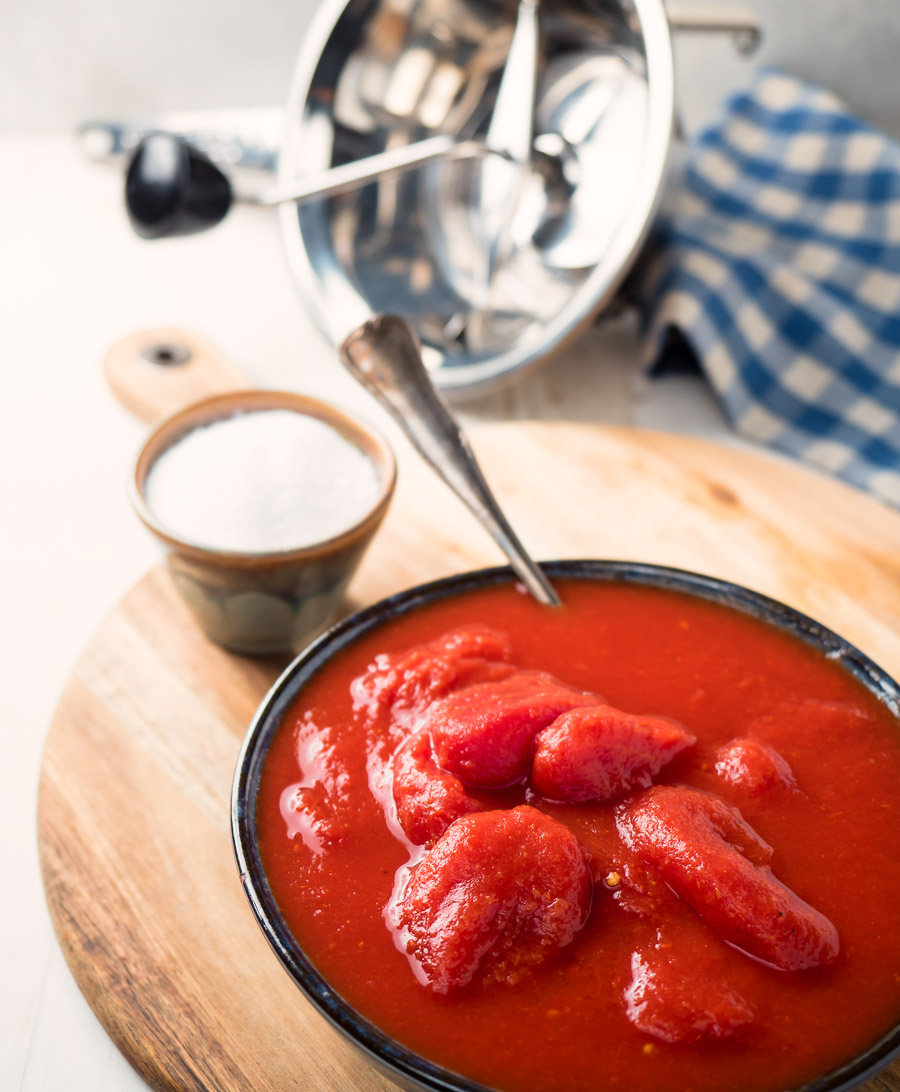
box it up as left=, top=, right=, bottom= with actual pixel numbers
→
left=340, top=315, right=561, bottom=608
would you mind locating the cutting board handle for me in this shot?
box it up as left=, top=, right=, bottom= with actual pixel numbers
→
left=103, top=327, right=248, bottom=423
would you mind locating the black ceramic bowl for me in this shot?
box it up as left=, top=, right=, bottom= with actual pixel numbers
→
left=232, top=560, right=900, bottom=1092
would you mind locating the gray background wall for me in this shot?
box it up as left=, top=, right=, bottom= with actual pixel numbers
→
left=3, top=1, right=899, bottom=137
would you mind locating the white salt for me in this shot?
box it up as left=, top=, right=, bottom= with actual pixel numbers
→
left=145, top=409, right=383, bottom=553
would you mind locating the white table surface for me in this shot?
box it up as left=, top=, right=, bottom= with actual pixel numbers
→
left=0, top=132, right=734, bottom=1091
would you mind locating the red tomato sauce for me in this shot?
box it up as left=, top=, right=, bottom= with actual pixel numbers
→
left=255, top=580, right=900, bottom=1092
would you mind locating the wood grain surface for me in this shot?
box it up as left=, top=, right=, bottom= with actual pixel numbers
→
left=103, top=327, right=247, bottom=424
left=37, top=421, right=900, bottom=1092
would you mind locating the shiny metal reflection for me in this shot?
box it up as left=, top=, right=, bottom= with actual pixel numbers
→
left=280, top=0, right=676, bottom=395
left=340, top=313, right=561, bottom=607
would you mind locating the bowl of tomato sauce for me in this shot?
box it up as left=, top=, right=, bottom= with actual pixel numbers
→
left=232, top=561, right=900, bottom=1092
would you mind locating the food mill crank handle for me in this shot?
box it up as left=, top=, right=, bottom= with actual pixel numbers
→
left=340, top=314, right=561, bottom=608
left=103, top=328, right=247, bottom=422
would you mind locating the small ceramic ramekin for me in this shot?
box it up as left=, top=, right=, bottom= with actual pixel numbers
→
left=131, top=389, right=396, bottom=655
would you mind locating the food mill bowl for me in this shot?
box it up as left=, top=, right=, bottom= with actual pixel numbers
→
left=130, top=389, right=396, bottom=655
left=280, top=0, right=675, bottom=395
left=232, top=560, right=900, bottom=1092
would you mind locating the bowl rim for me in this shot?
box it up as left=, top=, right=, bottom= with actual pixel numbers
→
left=130, top=388, right=397, bottom=567
left=231, top=559, right=900, bottom=1092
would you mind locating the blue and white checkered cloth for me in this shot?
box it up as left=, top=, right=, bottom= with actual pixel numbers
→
left=642, top=70, right=900, bottom=507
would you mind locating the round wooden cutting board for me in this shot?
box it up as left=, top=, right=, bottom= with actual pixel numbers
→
left=38, top=421, right=900, bottom=1092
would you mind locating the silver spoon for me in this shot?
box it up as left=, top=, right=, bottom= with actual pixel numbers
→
left=340, top=314, right=561, bottom=608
